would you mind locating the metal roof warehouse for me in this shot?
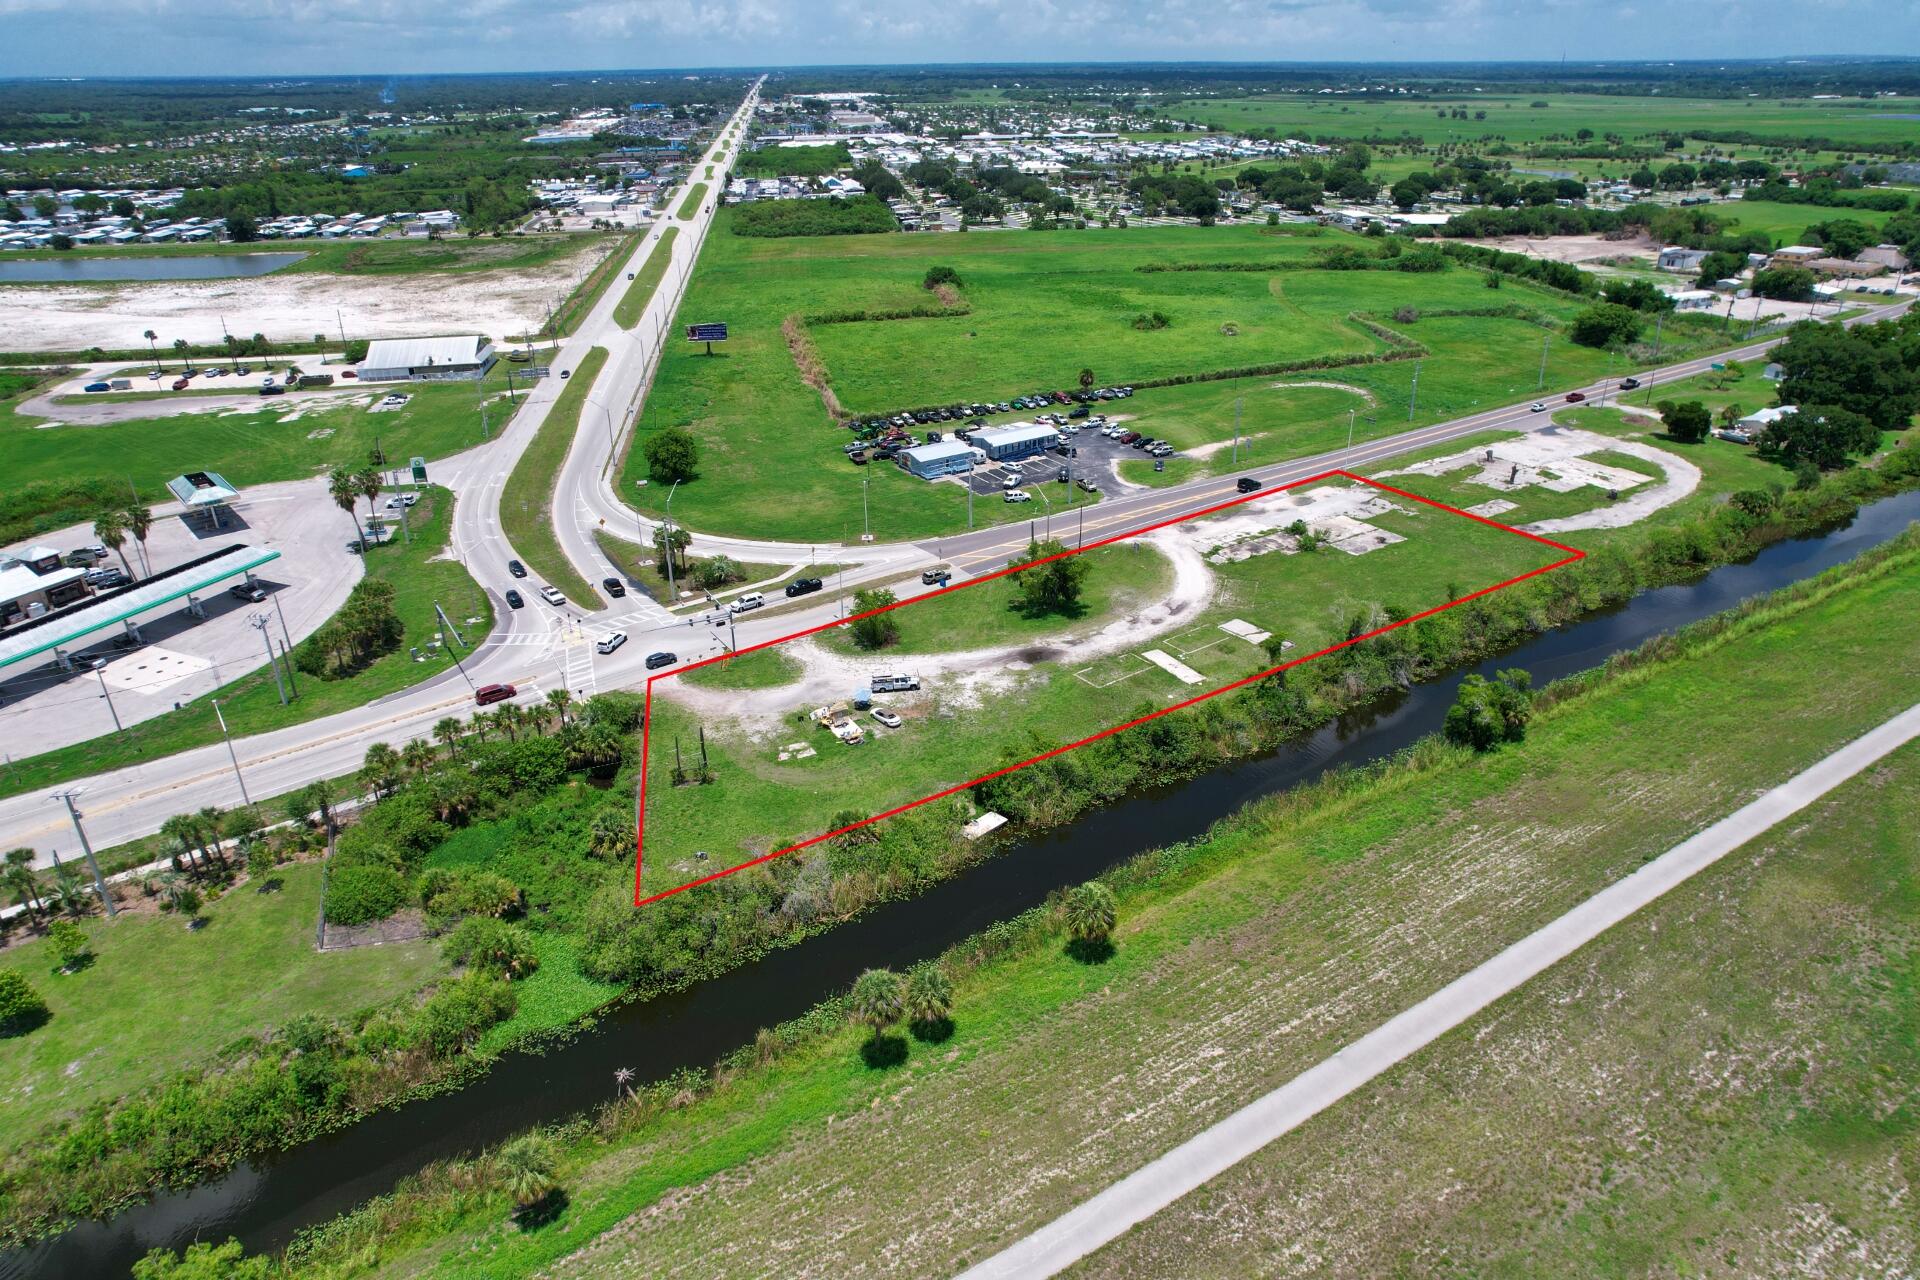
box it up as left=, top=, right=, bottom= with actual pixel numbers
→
left=359, top=335, right=497, bottom=383
left=0, top=544, right=281, bottom=675
left=901, top=438, right=977, bottom=478
left=972, top=422, right=1059, bottom=462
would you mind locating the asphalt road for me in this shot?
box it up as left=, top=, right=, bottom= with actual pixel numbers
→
left=955, top=700, right=1920, bottom=1280
left=0, top=146, right=1905, bottom=861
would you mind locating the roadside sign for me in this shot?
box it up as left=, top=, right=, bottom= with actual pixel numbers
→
left=686, top=323, right=729, bottom=342
left=410, top=456, right=428, bottom=484
left=526, top=366, right=551, bottom=378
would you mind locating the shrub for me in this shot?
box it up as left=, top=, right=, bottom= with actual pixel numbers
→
left=324, top=864, right=407, bottom=925
left=922, top=265, right=960, bottom=290
left=442, top=917, right=540, bottom=980
left=1442, top=670, right=1534, bottom=751
left=1130, top=311, right=1171, bottom=331
left=0, top=969, right=50, bottom=1036
left=47, top=919, right=91, bottom=971
left=642, top=426, right=699, bottom=485
left=1568, top=302, right=1644, bottom=349
left=421, top=869, right=524, bottom=930
left=411, top=974, right=516, bottom=1058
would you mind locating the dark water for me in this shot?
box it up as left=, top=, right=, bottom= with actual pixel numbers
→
left=9, top=489, right=1919, bottom=1280
left=0, top=253, right=305, bottom=284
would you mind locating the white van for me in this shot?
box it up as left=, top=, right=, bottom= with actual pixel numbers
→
left=729, top=592, right=765, bottom=614
left=596, top=631, right=628, bottom=655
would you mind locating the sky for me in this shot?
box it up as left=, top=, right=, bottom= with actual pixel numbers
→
left=0, top=0, right=1915, bottom=78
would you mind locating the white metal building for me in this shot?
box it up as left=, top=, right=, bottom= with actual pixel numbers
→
left=359, top=335, right=497, bottom=383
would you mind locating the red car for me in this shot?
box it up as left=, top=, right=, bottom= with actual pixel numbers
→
left=1564, top=391, right=1587, bottom=403
left=171, top=378, right=190, bottom=390
left=474, top=682, right=517, bottom=706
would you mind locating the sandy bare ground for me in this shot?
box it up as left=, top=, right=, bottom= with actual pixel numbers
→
left=0, top=239, right=613, bottom=351
left=1460, top=231, right=1657, bottom=265
left=656, top=531, right=1215, bottom=735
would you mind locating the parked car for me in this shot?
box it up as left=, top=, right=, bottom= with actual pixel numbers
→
left=596, top=631, right=628, bottom=655
left=507, top=559, right=527, bottom=578
left=1057, top=468, right=1070, bottom=482
left=259, top=384, right=285, bottom=396
left=1236, top=476, right=1262, bottom=494
left=1004, top=489, right=1031, bottom=503
left=474, top=682, right=516, bottom=706
left=228, top=581, right=267, bottom=603
left=172, top=378, right=190, bottom=391
left=83, top=381, right=110, bottom=393
left=1077, top=478, right=1099, bottom=493
left=539, top=585, right=566, bottom=606
left=645, top=651, right=677, bottom=670
left=602, top=577, right=627, bottom=598
left=871, top=709, right=902, bottom=729
left=1564, top=391, right=1586, bottom=403
left=785, top=576, right=823, bottom=597
left=849, top=451, right=868, bottom=465
left=85, top=567, right=128, bottom=589
left=1002, top=474, right=1021, bottom=489
left=871, top=673, right=919, bottom=692
left=504, top=589, right=524, bottom=609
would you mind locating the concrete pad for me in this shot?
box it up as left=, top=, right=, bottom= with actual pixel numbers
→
left=1141, top=649, right=1205, bottom=685
left=97, top=646, right=212, bottom=695
left=1219, top=619, right=1272, bottom=645
left=1463, top=499, right=1518, bottom=518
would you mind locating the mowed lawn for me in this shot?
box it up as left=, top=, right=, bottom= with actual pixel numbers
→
left=641, top=489, right=1561, bottom=886
left=0, top=861, right=443, bottom=1150
left=2, top=359, right=525, bottom=502
left=622, top=217, right=1625, bottom=542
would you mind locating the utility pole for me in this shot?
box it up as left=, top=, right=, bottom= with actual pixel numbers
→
left=662, top=479, right=682, bottom=603
left=276, top=637, right=299, bottom=699
left=1346, top=407, right=1357, bottom=451
left=251, top=614, right=286, bottom=706
left=1231, top=395, right=1242, bottom=466
left=1651, top=311, right=1664, bottom=362
left=52, top=792, right=115, bottom=919
left=967, top=463, right=975, bottom=528
left=862, top=476, right=871, bottom=541
left=1535, top=331, right=1550, bottom=392
left=211, top=699, right=251, bottom=807
left=1407, top=361, right=1421, bottom=421
left=270, top=587, right=293, bottom=649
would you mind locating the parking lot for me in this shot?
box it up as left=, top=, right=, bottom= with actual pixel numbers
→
left=954, top=419, right=1180, bottom=502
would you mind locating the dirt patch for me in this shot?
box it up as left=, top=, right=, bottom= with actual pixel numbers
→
left=784, top=314, right=846, bottom=422
left=1460, top=231, right=1658, bottom=265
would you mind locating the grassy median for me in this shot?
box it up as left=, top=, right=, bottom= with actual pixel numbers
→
left=613, top=227, right=678, bottom=330
left=501, top=346, right=607, bottom=608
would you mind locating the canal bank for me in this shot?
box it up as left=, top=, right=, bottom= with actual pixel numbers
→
left=8, top=483, right=1917, bottom=1280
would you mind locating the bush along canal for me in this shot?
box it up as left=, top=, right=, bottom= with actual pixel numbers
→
left=5, top=477, right=1920, bottom=1280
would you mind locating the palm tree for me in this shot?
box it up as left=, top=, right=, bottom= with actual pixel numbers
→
left=904, top=965, right=954, bottom=1033
left=93, top=509, right=133, bottom=582
left=159, top=813, right=205, bottom=876
left=197, top=807, right=229, bottom=870
left=328, top=465, right=366, bottom=553
left=356, top=467, right=382, bottom=546
left=314, top=332, right=328, bottom=365
left=402, top=738, right=437, bottom=778
left=496, top=1133, right=558, bottom=1213
left=433, top=717, right=463, bottom=757
left=144, top=329, right=161, bottom=371
left=612, top=1066, right=636, bottom=1099
left=122, top=502, right=154, bottom=578
left=849, top=968, right=904, bottom=1038
left=362, top=741, right=402, bottom=798
left=172, top=337, right=190, bottom=371
left=1062, top=881, right=1117, bottom=951
left=587, top=809, right=632, bottom=860
left=4, top=850, right=43, bottom=919
left=49, top=865, right=94, bottom=918
left=545, top=687, right=572, bottom=730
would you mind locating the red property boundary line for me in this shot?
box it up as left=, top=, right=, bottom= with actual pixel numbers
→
left=633, top=469, right=1583, bottom=907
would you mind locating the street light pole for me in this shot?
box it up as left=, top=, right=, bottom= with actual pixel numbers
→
left=662, top=478, right=682, bottom=603
left=212, top=699, right=251, bottom=807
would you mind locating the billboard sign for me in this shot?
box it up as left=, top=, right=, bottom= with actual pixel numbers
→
left=686, top=323, right=730, bottom=343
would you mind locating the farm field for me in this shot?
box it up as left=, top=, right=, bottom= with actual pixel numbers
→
left=315, top=519, right=1920, bottom=1280
left=0, top=486, right=494, bottom=798
left=1161, top=92, right=1920, bottom=152
left=639, top=479, right=1567, bottom=893
left=622, top=216, right=1703, bottom=542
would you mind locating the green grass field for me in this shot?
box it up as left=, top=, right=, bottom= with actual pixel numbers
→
left=501, top=348, right=607, bottom=608
left=288, top=517, right=1920, bottom=1280
left=1161, top=92, right=1920, bottom=153
left=680, top=645, right=804, bottom=690
left=613, top=227, right=679, bottom=330
left=0, top=861, right=442, bottom=1150
left=1706, top=197, right=1899, bottom=246
left=1, top=361, right=524, bottom=508
left=640, top=484, right=1561, bottom=888
left=0, top=487, right=494, bottom=799
left=621, top=217, right=1676, bottom=542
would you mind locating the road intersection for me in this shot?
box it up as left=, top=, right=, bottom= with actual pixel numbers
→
left=0, top=75, right=1906, bottom=862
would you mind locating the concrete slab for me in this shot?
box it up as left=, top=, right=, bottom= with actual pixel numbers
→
left=1141, top=648, right=1205, bottom=685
